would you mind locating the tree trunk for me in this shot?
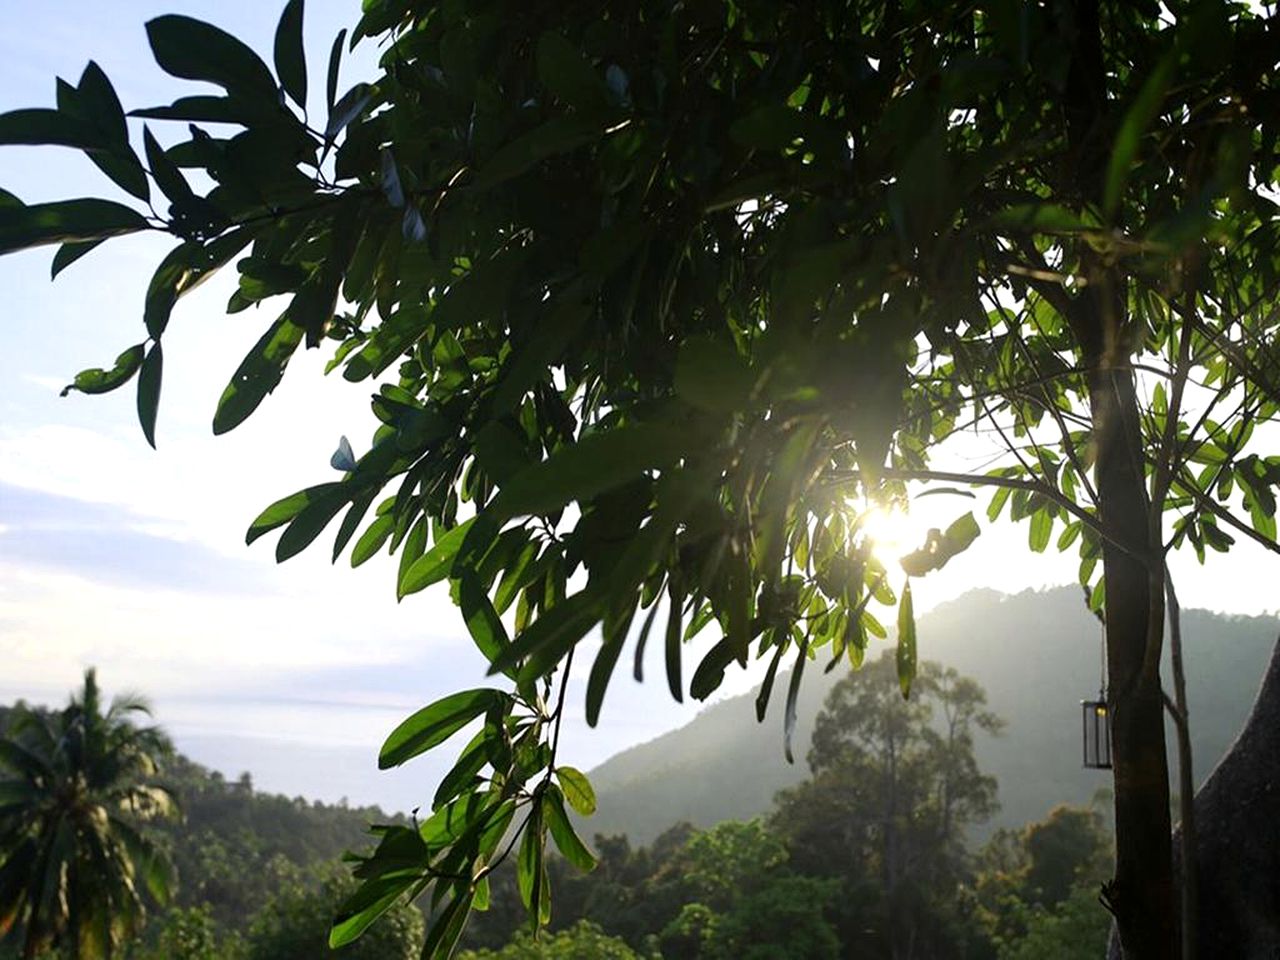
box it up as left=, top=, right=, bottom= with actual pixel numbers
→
left=1084, top=282, right=1176, bottom=958
left=1062, top=0, right=1177, bottom=948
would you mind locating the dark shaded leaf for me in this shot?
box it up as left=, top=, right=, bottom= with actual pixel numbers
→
left=136, top=342, right=163, bottom=448
left=274, top=0, right=307, bottom=109
left=50, top=239, right=104, bottom=279
left=896, top=582, right=917, bottom=698
left=212, top=312, right=305, bottom=434
left=146, top=15, right=278, bottom=99
left=0, top=198, right=148, bottom=255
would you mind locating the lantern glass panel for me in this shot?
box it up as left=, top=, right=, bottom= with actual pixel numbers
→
left=1081, top=699, right=1112, bottom=769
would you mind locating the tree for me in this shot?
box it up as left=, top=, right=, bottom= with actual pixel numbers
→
left=0, top=670, right=177, bottom=959
left=975, top=803, right=1112, bottom=953
left=1, top=2, right=1277, bottom=956
left=774, top=654, right=1001, bottom=958
left=456, top=920, right=644, bottom=960
left=241, top=867, right=423, bottom=960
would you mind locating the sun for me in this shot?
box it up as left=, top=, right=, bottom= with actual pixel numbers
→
left=858, top=505, right=926, bottom=569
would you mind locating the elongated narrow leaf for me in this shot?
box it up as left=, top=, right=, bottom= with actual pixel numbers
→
left=516, top=808, right=542, bottom=911
left=213, top=313, right=305, bottom=434
left=245, top=483, right=343, bottom=545
left=543, top=786, right=597, bottom=871
left=329, top=875, right=415, bottom=948
left=143, top=127, right=194, bottom=206
left=274, top=0, right=307, bottom=108
left=276, top=489, right=350, bottom=562
left=0, top=108, right=96, bottom=148
left=419, top=889, right=473, bottom=960
left=783, top=636, right=809, bottom=764
left=398, top=519, right=476, bottom=598
left=665, top=584, right=683, bottom=702
left=756, top=637, right=786, bottom=722
left=146, top=15, right=278, bottom=99
left=491, top=423, right=690, bottom=521
left=60, top=344, right=145, bottom=397
left=896, top=582, right=917, bottom=698
left=1104, top=53, right=1175, bottom=218
left=136, top=342, right=163, bottom=448
left=536, top=32, right=608, bottom=113
left=432, top=730, right=491, bottom=810
left=459, top=573, right=512, bottom=671
left=379, top=688, right=500, bottom=769
left=326, top=28, right=346, bottom=111
left=351, top=513, right=394, bottom=566
left=554, top=766, right=596, bottom=816
left=0, top=198, right=148, bottom=255
left=50, top=238, right=104, bottom=278
left=490, top=589, right=601, bottom=679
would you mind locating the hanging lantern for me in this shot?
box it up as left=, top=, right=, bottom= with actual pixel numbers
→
left=1081, top=695, right=1112, bottom=769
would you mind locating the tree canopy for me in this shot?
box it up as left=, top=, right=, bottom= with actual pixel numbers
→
left=0, top=671, right=176, bottom=959
left=2, top=1, right=1278, bottom=956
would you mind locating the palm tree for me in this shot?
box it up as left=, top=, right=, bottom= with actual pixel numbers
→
left=0, top=669, right=177, bottom=959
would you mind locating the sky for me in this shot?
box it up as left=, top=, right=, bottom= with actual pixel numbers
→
left=2, top=1, right=1278, bottom=814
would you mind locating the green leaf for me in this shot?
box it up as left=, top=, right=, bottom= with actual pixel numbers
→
left=60, top=344, right=145, bottom=397
left=554, top=766, right=596, bottom=816
left=379, top=688, right=501, bottom=769
left=536, top=32, right=608, bottom=113
left=990, top=204, right=1095, bottom=235
left=459, top=573, right=512, bottom=671
left=730, top=104, right=809, bottom=151
left=0, top=108, right=95, bottom=148
left=675, top=337, right=755, bottom=414
left=274, top=0, right=307, bottom=109
left=136, top=342, right=163, bottom=448
left=1104, top=53, right=1175, bottom=218
left=212, top=312, right=305, bottom=434
left=351, top=513, right=394, bottom=567
left=899, top=511, right=982, bottom=576
left=146, top=231, right=256, bottom=339
left=896, top=582, right=917, bottom=699
left=543, top=786, right=597, bottom=871
left=471, top=117, right=602, bottom=190
left=143, top=127, right=194, bottom=207
left=276, top=488, right=350, bottom=562
left=146, top=15, right=278, bottom=99
left=50, top=239, right=104, bottom=279
left=491, top=423, right=691, bottom=521
left=326, top=29, right=346, bottom=111
left=0, top=198, right=148, bottom=255
left=329, top=876, right=414, bottom=948
left=433, top=730, right=492, bottom=810
left=516, top=808, right=543, bottom=912
left=245, top=483, right=343, bottom=545
left=1028, top=508, right=1053, bottom=553
left=665, top=586, right=683, bottom=702
left=783, top=636, right=809, bottom=764
left=398, top=519, right=477, bottom=598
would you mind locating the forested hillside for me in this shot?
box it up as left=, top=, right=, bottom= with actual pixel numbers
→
left=586, top=587, right=1278, bottom=844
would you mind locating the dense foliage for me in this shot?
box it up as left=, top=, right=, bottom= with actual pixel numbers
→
left=0, top=672, right=176, bottom=960
left=2, top=1, right=1278, bottom=955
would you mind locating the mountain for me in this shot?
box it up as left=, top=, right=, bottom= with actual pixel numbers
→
left=584, top=586, right=1278, bottom=845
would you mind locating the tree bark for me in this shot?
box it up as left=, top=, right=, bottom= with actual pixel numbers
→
left=1062, top=0, right=1177, bottom=953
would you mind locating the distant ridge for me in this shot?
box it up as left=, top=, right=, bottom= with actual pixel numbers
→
left=585, top=586, right=1278, bottom=845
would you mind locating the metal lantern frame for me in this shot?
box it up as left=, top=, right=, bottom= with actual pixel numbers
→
left=1081, top=693, right=1112, bottom=769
